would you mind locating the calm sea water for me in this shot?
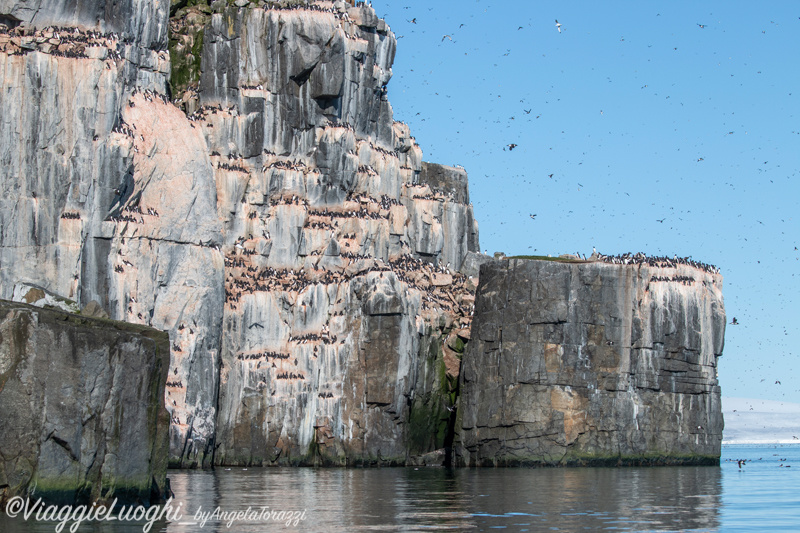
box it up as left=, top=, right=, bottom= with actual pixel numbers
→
left=2, top=444, right=797, bottom=532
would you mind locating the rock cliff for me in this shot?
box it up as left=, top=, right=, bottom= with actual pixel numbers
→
left=193, top=2, right=480, bottom=466
left=1, top=0, right=726, bottom=469
left=0, top=300, right=169, bottom=505
left=458, top=257, right=725, bottom=466
left=0, top=0, right=479, bottom=467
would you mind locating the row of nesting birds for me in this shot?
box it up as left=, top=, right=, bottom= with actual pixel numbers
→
left=222, top=250, right=472, bottom=321
left=230, top=248, right=471, bottom=319
left=389, top=257, right=473, bottom=319
left=599, top=252, right=719, bottom=274
left=0, top=24, right=121, bottom=41
left=237, top=351, right=290, bottom=361
left=650, top=275, right=696, bottom=285
left=0, top=24, right=129, bottom=60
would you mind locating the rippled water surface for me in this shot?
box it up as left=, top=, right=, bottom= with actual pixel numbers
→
left=2, top=444, right=797, bottom=532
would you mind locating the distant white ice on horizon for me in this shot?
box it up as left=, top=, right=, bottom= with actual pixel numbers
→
left=722, top=397, right=800, bottom=444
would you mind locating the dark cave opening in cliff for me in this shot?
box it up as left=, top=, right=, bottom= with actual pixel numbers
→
left=0, top=13, right=22, bottom=29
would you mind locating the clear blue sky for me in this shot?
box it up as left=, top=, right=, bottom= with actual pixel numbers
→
left=373, top=1, right=800, bottom=403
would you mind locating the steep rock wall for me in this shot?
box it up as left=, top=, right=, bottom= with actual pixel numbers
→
left=459, top=258, right=725, bottom=466
left=0, top=0, right=479, bottom=467
left=0, top=300, right=169, bottom=506
left=193, top=3, right=479, bottom=466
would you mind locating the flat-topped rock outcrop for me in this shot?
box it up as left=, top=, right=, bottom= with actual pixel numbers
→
left=0, top=300, right=169, bottom=506
left=458, top=257, right=725, bottom=466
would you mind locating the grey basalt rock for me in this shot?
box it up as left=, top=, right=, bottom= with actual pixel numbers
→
left=0, top=300, right=170, bottom=506
left=458, top=258, right=725, bottom=466
left=418, top=162, right=470, bottom=204
left=197, top=4, right=396, bottom=150
left=459, top=251, right=493, bottom=278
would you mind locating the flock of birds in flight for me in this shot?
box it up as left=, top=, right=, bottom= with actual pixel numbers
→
left=386, top=4, right=798, bottom=400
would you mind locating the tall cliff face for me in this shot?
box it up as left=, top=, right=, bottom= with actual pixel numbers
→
left=3, top=0, right=724, bottom=470
left=458, top=258, right=725, bottom=466
left=0, top=300, right=169, bottom=506
left=191, top=3, right=478, bottom=466
left=0, top=0, right=479, bottom=467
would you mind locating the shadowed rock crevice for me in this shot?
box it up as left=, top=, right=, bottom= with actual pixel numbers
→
left=0, top=13, right=21, bottom=28
left=290, top=61, right=318, bottom=86
left=48, top=434, right=79, bottom=462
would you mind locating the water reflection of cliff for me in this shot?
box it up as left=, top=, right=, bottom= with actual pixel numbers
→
left=458, top=467, right=722, bottom=531
left=0, top=466, right=721, bottom=531
left=163, top=466, right=721, bottom=532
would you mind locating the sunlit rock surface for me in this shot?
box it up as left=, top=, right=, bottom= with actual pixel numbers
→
left=0, top=0, right=479, bottom=467
left=194, top=3, right=479, bottom=466
left=458, top=258, right=725, bottom=466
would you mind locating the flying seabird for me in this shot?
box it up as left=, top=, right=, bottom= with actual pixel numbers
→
left=555, top=20, right=562, bottom=33
left=506, top=143, right=518, bottom=151
left=529, top=214, right=536, bottom=220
